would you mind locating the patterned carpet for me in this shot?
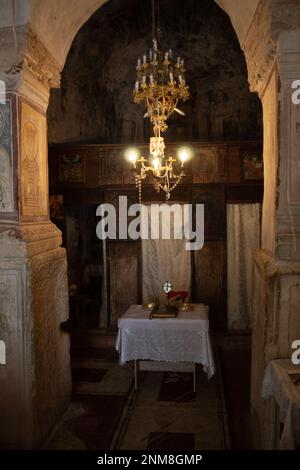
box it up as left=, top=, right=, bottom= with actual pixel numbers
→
left=46, top=343, right=229, bottom=450
left=116, top=368, right=228, bottom=450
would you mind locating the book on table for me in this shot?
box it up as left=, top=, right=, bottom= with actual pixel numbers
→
left=150, top=305, right=178, bottom=319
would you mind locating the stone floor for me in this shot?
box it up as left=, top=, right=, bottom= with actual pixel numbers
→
left=45, top=331, right=251, bottom=450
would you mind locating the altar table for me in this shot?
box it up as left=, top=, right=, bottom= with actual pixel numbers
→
left=116, top=304, right=215, bottom=390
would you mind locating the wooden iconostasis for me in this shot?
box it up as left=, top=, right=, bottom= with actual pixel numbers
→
left=49, top=141, right=263, bottom=331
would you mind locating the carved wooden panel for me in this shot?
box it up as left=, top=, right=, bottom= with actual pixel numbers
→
left=190, top=187, right=226, bottom=240
left=192, top=241, right=227, bottom=330
left=108, top=241, right=139, bottom=328
left=227, top=146, right=241, bottom=183
left=98, top=146, right=144, bottom=186
left=59, top=154, right=86, bottom=184
left=192, top=145, right=227, bottom=183
left=49, top=141, right=263, bottom=192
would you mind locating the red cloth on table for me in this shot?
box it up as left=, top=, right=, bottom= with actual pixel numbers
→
left=167, top=290, right=188, bottom=301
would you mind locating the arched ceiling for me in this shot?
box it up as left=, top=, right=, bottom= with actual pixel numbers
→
left=215, top=0, right=260, bottom=44
left=0, top=0, right=260, bottom=67
left=30, top=0, right=108, bottom=66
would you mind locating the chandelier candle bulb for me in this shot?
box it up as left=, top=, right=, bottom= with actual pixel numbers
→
left=142, top=76, right=146, bottom=85
left=177, top=56, right=180, bottom=65
left=152, top=157, right=160, bottom=172
left=149, top=50, right=153, bottom=60
left=150, top=74, right=154, bottom=84
left=143, top=54, right=147, bottom=64
left=169, top=72, right=174, bottom=83
left=135, top=81, right=139, bottom=92
left=137, top=58, right=141, bottom=68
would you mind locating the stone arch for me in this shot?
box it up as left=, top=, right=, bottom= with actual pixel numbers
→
left=1, top=1, right=263, bottom=86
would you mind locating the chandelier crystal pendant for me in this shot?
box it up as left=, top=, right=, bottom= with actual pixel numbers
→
left=126, top=0, right=191, bottom=202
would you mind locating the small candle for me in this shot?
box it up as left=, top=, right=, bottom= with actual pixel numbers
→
left=143, top=54, right=147, bottom=64
left=153, top=39, right=158, bottom=51
left=169, top=49, right=172, bottom=57
left=169, top=72, right=174, bottom=82
left=150, top=74, right=154, bottom=84
left=181, top=59, right=185, bottom=67
left=179, top=75, right=183, bottom=84
left=142, top=76, right=146, bottom=84
left=149, top=49, right=153, bottom=60
left=137, top=58, right=141, bottom=68
left=177, top=56, right=180, bottom=65
left=164, top=52, right=169, bottom=61
left=153, top=53, right=157, bottom=62
left=135, top=81, right=139, bottom=92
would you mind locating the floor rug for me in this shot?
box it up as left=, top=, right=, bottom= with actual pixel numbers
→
left=158, top=372, right=195, bottom=402
left=46, top=344, right=229, bottom=451
left=115, top=367, right=229, bottom=450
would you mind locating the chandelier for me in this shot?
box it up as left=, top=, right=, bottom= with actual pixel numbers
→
left=126, top=0, right=191, bottom=201
left=133, top=37, right=190, bottom=136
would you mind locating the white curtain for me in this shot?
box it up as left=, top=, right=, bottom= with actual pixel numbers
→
left=142, top=205, right=191, bottom=304
left=227, top=204, right=261, bottom=330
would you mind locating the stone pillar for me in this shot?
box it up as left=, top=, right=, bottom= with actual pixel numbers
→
left=0, top=27, right=71, bottom=449
left=242, top=0, right=300, bottom=449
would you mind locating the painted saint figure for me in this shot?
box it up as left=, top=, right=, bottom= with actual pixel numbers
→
left=22, top=121, right=41, bottom=208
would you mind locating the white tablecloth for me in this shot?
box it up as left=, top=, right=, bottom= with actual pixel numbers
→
left=261, top=359, right=300, bottom=449
left=116, top=304, right=215, bottom=379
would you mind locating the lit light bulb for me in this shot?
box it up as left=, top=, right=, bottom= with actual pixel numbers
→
left=178, top=147, right=192, bottom=164
left=125, top=148, right=139, bottom=166
left=152, top=157, right=160, bottom=171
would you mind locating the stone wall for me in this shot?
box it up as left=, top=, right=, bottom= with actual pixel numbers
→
left=47, top=0, right=262, bottom=144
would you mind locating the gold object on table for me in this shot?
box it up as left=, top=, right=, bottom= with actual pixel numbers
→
left=143, top=300, right=159, bottom=309
left=179, top=303, right=192, bottom=311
